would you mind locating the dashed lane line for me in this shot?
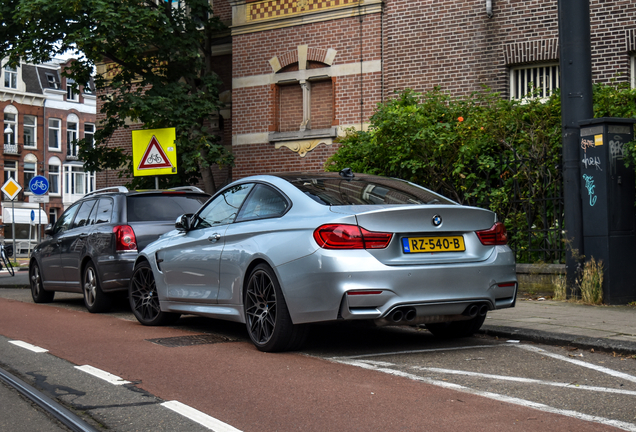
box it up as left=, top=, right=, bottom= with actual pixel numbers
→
left=9, top=340, right=48, bottom=353
left=412, top=366, right=636, bottom=396
left=75, top=365, right=131, bottom=385
left=331, top=358, right=636, bottom=431
left=162, top=400, right=243, bottom=432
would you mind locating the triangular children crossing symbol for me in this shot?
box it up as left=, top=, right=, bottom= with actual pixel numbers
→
left=138, top=136, right=173, bottom=170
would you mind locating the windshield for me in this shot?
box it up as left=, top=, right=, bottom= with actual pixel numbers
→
left=280, top=174, right=455, bottom=206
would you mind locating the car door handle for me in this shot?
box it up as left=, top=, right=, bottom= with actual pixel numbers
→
left=79, top=234, right=88, bottom=238
left=208, top=233, right=221, bottom=243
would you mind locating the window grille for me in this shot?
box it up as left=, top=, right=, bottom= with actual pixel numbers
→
left=510, top=64, right=560, bottom=100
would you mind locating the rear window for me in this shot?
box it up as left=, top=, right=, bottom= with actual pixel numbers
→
left=282, top=175, right=455, bottom=206
left=127, top=194, right=209, bottom=222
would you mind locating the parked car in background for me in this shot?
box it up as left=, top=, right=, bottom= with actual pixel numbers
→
left=128, top=170, right=517, bottom=352
left=29, top=186, right=210, bottom=312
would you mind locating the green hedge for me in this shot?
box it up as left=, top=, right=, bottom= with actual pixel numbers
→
left=326, top=83, right=636, bottom=263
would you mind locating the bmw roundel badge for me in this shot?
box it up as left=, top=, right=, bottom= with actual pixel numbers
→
left=432, top=214, right=442, bottom=227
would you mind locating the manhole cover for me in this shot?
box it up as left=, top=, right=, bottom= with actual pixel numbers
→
left=146, top=334, right=235, bottom=347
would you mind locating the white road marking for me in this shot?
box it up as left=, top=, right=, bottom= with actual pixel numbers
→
left=9, top=340, right=48, bottom=353
left=332, top=358, right=636, bottom=431
left=413, top=366, right=636, bottom=396
left=338, top=344, right=503, bottom=359
left=517, top=344, right=636, bottom=384
left=75, top=365, right=131, bottom=385
left=162, top=400, right=242, bottom=432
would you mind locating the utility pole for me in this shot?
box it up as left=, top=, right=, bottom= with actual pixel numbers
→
left=558, top=0, right=593, bottom=293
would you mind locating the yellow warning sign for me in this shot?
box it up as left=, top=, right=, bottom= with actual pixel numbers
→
left=1, top=178, right=22, bottom=200
left=132, top=128, right=178, bottom=177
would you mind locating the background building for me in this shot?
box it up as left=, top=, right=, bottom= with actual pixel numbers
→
left=1, top=58, right=96, bottom=254
left=95, top=0, right=636, bottom=185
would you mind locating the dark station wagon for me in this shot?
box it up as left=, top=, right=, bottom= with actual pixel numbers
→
left=29, top=186, right=210, bottom=312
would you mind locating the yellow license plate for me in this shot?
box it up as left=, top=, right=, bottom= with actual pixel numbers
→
left=402, top=236, right=465, bottom=253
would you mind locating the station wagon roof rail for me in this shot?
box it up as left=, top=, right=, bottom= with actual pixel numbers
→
left=84, top=186, right=129, bottom=197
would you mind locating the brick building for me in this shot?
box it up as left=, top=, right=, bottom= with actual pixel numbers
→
left=96, top=0, right=636, bottom=187
left=1, top=58, right=96, bottom=252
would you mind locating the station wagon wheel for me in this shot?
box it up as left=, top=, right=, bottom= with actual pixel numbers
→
left=244, top=263, right=308, bottom=352
left=83, top=261, right=112, bottom=313
left=425, top=314, right=487, bottom=339
left=30, top=262, right=54, bottom=303
left=129, top=261, right=180, bottom=326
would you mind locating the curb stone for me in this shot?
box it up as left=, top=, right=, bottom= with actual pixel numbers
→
left=480, top=325, right=636, bottom=356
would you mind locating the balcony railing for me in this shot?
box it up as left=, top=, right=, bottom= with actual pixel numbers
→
left=3, top=144, right=19, bottom=155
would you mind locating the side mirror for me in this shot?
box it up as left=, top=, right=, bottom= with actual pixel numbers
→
left=175, top=214, right=193, bottom=232
left=44, top=224, right=54, bottom=236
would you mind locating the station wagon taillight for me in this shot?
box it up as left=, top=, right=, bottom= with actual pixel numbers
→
left=476, top=222, right=508, bottom=246
left=114, top=225, right=138, bottom=251
left=313, top=224, right=393, bottom=249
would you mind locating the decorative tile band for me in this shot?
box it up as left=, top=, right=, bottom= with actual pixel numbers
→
left=248, top=0, right=361, bottom=22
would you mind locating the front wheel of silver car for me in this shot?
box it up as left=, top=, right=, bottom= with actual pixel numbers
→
left=425, top=314, right=487, bottom=339
left=83, top=262, right=112, bottom=313
left=244, top=263, right=308, bottom=352
left=129, top=261, right=180, bottom=326
left=30, top=262, right=54, bottom=303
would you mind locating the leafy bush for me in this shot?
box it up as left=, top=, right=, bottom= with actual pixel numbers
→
left=326, top=87, right=563, bottom=263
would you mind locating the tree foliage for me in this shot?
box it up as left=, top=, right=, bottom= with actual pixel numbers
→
left=1, top=0, right=233, bottom=192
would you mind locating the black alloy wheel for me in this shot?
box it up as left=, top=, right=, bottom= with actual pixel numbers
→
left=30, top=263, right=54, bottom=303
left=244, top=263, right=307, bottom=352
left=83, top=262, right=111, bottom=313
left=129, top=261, right=180, bottom=326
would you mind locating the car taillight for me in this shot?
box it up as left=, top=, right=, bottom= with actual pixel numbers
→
left=313, top=224, right=393, bottom=249
left=113, top=225, right=138, bottom=251
left=476, top=222, right=508, bottom=246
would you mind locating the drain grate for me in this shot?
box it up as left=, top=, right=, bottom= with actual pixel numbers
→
left=146, top=334, right=236, bottom=347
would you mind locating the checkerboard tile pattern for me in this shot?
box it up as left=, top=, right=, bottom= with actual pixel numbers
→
left=248, top=0, right=360, bottom=21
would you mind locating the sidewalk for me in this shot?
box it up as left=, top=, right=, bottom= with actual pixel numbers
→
left=483, top=299, right=636, bottom=355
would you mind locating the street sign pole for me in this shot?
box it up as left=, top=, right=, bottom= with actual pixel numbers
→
left=29, top=176, right=49, bottom=245
left=11, top=198, right=15, bottom=264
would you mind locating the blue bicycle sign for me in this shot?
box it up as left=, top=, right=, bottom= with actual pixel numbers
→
left=29, top=175, right=49, bottom=195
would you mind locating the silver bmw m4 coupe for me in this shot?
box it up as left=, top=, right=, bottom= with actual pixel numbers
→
left=129, top=170, right=517, bottom=352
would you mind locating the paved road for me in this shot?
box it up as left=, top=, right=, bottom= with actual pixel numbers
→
left=1, top=290, right=634, bottom=431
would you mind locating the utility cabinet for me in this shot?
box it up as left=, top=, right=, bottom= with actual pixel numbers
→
left=579, top=118, right=636, bottom=304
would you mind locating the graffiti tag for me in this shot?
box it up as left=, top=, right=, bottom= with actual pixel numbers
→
left=582, top=174, right=597, bottom=207
left=581, top=155, right=602, bottom=171
left=581, top=139, right=595, bottom=150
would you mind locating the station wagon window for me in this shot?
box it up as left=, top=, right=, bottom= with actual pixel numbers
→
left=127, top=194, right=208, bottom=222
left=195, top=184, right=254, bottom=228
left=52, top=203, right=80, bottom=235
left=71, top=200, right=97, bottom=229
left=237, top=184, right=288, bottom=221
left=91, top=198, right=114, bottom=224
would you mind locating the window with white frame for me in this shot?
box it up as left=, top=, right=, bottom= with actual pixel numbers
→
left=49, top=208, right=58, bottom=226
left=510, top=64, right=560, bottom=100
left=84, top=124, right=95, bottom=147
left=24, top=162, right=36, bottom=192
left=4, top=161, right=16, bottom=183
left=64, top=165, right=95, bottom=196
left=48, top=157, right=61, bottom=195
left=66, top=78, right=78, bottom=102
left=3, top=112, right=17, bottom=145
left=23, top=115, right=36, bottom=148
left=3, top=65, right=17, bottom=89
left=67, top=122, right=78, bottom=158
left=46, top=73, right=59, bottom=89
left=48, top=118, right=61, bottom=150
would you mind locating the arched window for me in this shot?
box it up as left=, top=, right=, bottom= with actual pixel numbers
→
left=24, top=153, right=38, bottom=192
